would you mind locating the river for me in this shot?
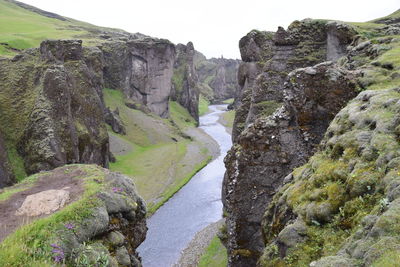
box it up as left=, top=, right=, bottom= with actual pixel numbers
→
left=137, top=104, right=232, bottom=267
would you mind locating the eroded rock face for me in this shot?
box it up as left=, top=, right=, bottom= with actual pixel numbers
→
left=223, top=20, right=357, bottom=265
left=0, top=131, right=15, bottom=188
left=195, top=53, right=241, bottom=104
left=260, top=88, right=400, bottom=266
left=102, top=37, right=175, bottom=118
left=0, top=40, right=110, bottom=176
left=39, top=166, right=147, bottom=267
left=172, top=42, right=200, bottom=123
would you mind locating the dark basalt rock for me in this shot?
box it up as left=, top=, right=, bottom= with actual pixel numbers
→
left=102, top=38, right=175, bottom=118
left=105, top=107, right=126, bottom=135
left=0, top=130, right=15, bottom=189
left=0, top=40, right=110, bottom=176
left=223, top=19, right=357, bottom=266
left=172, top=42, right=200, bottom=123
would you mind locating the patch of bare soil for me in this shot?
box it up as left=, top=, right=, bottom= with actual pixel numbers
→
left=0, top=166, right=85, bottom=242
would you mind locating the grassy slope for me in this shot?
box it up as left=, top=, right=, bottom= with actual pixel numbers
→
left=103, top=89, right=211, bottom=214
left=0, top=0, right=122, bottom=57
left=199, top=95, right=210, bottom=116
left=198, top=236, right=228, bottom=267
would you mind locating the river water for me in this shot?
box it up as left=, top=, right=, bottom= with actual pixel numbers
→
left=137, top=105, right=232, bottom=267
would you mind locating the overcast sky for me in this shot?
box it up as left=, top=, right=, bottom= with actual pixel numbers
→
left=18, top=0, right=400, bottom=59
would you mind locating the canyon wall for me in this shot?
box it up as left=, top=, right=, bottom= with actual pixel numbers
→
left=195, top=52, right=241, bottom=103
left=171, top=42, right=200, bottom=123
left=0, top=40, right=110, bottom=178
left=223, top=19, right=358, bottom=266
left=223, top=11, right=400, bottom=267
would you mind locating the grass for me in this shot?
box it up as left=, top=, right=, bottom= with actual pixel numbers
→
left=0, top=0, right=124, bottom=57
left=169, top=100, right=197, bottom=129
left=199, top=95, right=210, bottom=116
left=0, top=165, right=107, bottom=266
left=220, top=110, right=235, bottom=129
left=222, top=98, right=234, bottom=104
left=147, top=155, right=212, bottom=214
left=0, top=172, right=40, bottom=202
left=198, top=235, right=228, bottom=267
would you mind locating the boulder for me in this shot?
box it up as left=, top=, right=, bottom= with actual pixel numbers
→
left=15, top=188, right=70, bottom=216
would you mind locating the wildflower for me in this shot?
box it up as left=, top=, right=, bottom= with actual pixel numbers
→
left=64, top=223, right=75, bottom=230
left=112, top=187, right=124, bottom=193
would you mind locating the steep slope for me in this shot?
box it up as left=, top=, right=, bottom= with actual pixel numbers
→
left=0, top=40, right=110, bottom=182
left=172, top=42, right=200, bottom=123
left=0, top=0, right=127, bottom=56
left=223, top=12, right=400, bottom=267
left=195, top=52, right=241, bottom=104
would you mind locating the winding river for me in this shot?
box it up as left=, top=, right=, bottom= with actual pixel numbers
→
left=137, top=105, right=232, bottom=267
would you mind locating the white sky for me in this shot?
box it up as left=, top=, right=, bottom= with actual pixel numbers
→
left=18, top=0, right=400, bottom=59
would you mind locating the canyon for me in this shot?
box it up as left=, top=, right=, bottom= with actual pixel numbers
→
left=1, top=0, right=400, bottom=266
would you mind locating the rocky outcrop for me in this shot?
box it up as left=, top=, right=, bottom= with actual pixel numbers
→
left=105, top=107, right=126, bottom=135
left=260, top=87, right=400, bottom=266
left=0, top=164, right=147, bottom=266
left=196, top=53, right=241, bottom=103
left=57, top=169, right=147, bottom=267
left=172, top=42, right=200, bottom=123
left=223, top=20, right=358, bottom=266
left=102, top=37, right=175, bottom=118
left=0, top=131, right=14, bottom=188
left=0, top=40, right=110, bottom=176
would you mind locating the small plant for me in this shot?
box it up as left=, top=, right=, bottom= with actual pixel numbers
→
left=50, top=243, right=65, bottom=264
left=64, top=223, right=75, bottom=230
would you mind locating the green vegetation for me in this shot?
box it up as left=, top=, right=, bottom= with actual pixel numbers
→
left=0, top=172, right=39, bottom=202
left=256, top=100, right=282, bottom=117
left=0, top=165, right=107, bottom=267
left=199, top=95, right=210, bottom=116
left=198, top=236, right=228, bottom=267
left=169, top=100, right=197, bottom=129
left=222, top=98, right=234, bottom=104
left=0, top=0, right=123, bottom=57
left=220, top=110, right=236, bottom=131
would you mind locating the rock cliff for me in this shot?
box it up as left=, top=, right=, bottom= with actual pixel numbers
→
left=171, top=42, right=200, bottom=123
left=195, top=52, right=241, bottom=103
left=102, top=37, right=176, bottom=118
left=0, top=40, right=110, bottom=179
left=222, top=16, right=400, bottom=266
left=223, top=19, right=398, bottom=266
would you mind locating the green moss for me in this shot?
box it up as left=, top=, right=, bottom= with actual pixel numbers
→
left=372, top=250, right=400, bottom=267
left=222, top=98, right=234, bottom=104
left=169, top=101, right=197, bottom=129
left=0, top=165, right=107, bottom=266
left=220, top=110, right=235, bottom=130
left=172, top=65, right=185, bottom=93
left=255, top=100, right=282, bottom=117
left=199, top=95, right=210, bottom=116
left=198, top=235, right=228, bottom=267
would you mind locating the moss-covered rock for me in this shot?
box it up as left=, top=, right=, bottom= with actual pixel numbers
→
left=0, top=164, right=147, bottom=267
